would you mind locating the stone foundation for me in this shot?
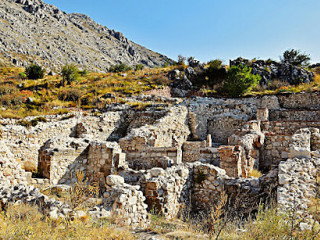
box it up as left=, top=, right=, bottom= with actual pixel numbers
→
left=103, top=175, right=149, bottom=227
left=37, top=138, right=89, bottom=185
left=144, top=166, right=190, bottom=219
left=86, top=141, right=126, bottom=186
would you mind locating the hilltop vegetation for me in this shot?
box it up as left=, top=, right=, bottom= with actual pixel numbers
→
left=0, top=64, right=173, bottom=118
left=0, top=57, right=319, bottom=119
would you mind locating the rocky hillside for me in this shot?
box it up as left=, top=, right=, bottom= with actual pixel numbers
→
left=0, top=0, right=169, bottom=71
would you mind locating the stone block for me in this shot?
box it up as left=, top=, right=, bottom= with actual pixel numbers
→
left=289, top=146, right=311, bottom=159
left=106, top=175, right=124, bottom=186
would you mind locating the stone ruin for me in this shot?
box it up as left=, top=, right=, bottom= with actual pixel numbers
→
left=1, top=92, right=320, bottom=227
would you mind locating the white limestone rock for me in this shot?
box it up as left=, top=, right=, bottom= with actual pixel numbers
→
left=106, top=175, right=125, bottom=186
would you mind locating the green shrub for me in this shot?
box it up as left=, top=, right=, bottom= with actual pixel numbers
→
left=60, top=114, right=75, bottom=121
left=19, top=72, right=27, bottom=79
left=178, top=55, right=186, bottom=65
left=135, top=64, right=144, bottom=71
left=163, top=61, right=171, bottom=67
left=195, top=170, right=206, bottom=184
left=207, top=59, right=223, bottom=69
left=79, top=69, right=88, bottom=76
left=25, top=64, right=45, bottom=80
left=61, top=64, right=79, bottom=85
left=108, top=63, right=132, bottom=73
left=223, top=64, right=261, bottom=97
left=281, top=49, right=311, bottom=67
left=206, top=59, right=226, bottom=86
left=58, top=89, right=82, bottom=101
left=17, top=117, right=47, bottom=128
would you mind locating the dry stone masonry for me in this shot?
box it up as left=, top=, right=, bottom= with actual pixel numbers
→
left=1, top=92, right=320, bottom=227
left=103, top=175, right=149, bottom=227
left=86, top=141, right=126, bottom=187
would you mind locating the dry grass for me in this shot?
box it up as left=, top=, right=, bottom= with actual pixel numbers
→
left=0, top=65, right=319, bottom=119
left=0, top=203, right=134, bottom=240
left=0, top=66, right=173, bottom=118
left=3, top=202, right=319, bottom=240
left=248, top=169, right=262, bottom=178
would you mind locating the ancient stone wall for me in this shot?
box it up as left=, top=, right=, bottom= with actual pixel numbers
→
left=218, top=145, right=243, bottom=178
left=144, top=166, right=190, bottom=219
left=199, top=148, right=220, bottom=166
left=106, top=106, right=170, bottom=141
left=221, top=120, right=264, bottom=176
left=185, top=93, right=320, bottom=144
left=37, top=137, right=89, bottom=185
left=191, top=162, right=226, bottom=213
left=1, top=112, right=122, bottom=168
left=119, top=106, right=189, bottom=170
left=278, top=158, right=319, bottom=212
left=261, top=121, right=320, bottom=136
left=269, top=110, right=320, bottom=121
left=191, top=162, right=277, bottom=215
left=207, top=115, right=247, bottom=144
left=86, top=141, right=126, bottom=187
left=0, top=141, right=30, bottom=186
left=277, top=92, right=320, bottom=110
left=277, top=128, right=320, bottom=218
left=123, top=147, right=180, bottom=170
left=103, top=175, right=149, bottom=227
left=185, top=97, right=259, bottom=143
left=261, top=122, right=320, bottom=170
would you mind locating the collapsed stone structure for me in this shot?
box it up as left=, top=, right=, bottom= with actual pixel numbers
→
left=1, top=91, right=320, bottom=227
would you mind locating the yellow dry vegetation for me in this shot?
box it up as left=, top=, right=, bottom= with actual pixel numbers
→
left=0, top=204, right=134, bottom=240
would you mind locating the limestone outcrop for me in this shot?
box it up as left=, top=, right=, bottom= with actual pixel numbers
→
left=0, top=0, right=169, bottom=71
left=230, top=58, right=314, bottom=85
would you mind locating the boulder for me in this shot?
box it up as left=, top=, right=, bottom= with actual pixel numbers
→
left=106, top=175, right=125, bottom=186
left=167, top=69, right=180, bottom=80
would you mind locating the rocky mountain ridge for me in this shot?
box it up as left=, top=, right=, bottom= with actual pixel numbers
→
left=0, top=0, right=170, bottom=71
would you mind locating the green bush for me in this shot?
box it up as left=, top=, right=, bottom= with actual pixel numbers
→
left=79, top=69, right=88, bottom=76
left=25, top=64, right=45, bottom=80
left=281, top=49, right=311, bottom=67
left=223, top=64, right=261, bottom=97
left=178, top=55, right=186, bottom=65
left=17, top=117, right=47, bottom=128
left=108, top=63, right=132, bottom=73
left=135, top=64, right=144, bottom=71
left=58, top=89, right=82, bottom=101
left=207, top=59, right=223, bottom=69
left=19, top=72, right=27, bottom=79
left=205, top=59, right=226, bottom=86
left=61, top=64, right=79, bottom=85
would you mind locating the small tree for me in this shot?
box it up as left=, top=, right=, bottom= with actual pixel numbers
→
left=25, top=64, right=45, bottom=79
left=207, top=59, right=223, bottom=70
left=135, top=64, right=144, bottom=71
left=108, top=63, right=132, bottom=73
left=281, top=49, right=311, bottom=67
left=206, top=59, right=226, bottom=86
left=61, top=64, right=79, bottom=85
left=223, top=64, right=261, bottom=97
left=178, top=55, right=186, bottom=65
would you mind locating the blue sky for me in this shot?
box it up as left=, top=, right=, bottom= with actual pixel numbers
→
left=44, top=0, right=320, bottom=64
